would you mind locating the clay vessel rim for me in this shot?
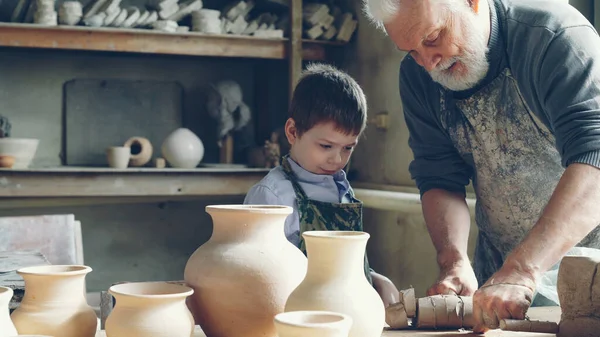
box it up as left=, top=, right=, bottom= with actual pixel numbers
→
left=17, top=264, right=92, bottom=276
left=109, top=281, right=194, bottom=299
left=275, top=310, right=352, bottom=327
left=302, top=230, right=370, bottom=240
left=206, top=204, right=293, bottom=214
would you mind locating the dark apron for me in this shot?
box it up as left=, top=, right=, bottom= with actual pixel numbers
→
left=281, top=155, right=374, bottom=285
left=439, top=68, right=600, bottom=288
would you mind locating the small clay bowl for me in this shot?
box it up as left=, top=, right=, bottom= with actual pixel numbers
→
left=0, top=155, right=15, bottom=168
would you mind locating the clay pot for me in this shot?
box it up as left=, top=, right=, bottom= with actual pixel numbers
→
left=184, top=205, right=308, bottom=337
left=0, top=287, right=17, bottom=337
left=106, top=146, right=130, bottom=168
left=105, top=282, right=195, bottom=337
left=161, top=128, right=204, bottom=168
left=284, top=231, right=385, bottom=337
left=274, top=311, right=353, bottom=337
left=10, top=265, right=97, bottom=337
left=124, top=136, right=153, bottom=167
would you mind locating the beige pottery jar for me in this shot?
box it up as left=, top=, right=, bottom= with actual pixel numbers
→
left=274, top=311, right=353, bottom=337
left=184, top=205, right=308, bottom=337
left=105, top=281, right=195, bottom=337
left=10, top=265, right=97, bottom=337
left=0, top=286, right=17, bottom=337
left=284, top=231, right=385, bottom=337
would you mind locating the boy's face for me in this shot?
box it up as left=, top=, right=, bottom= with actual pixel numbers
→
left=285, top=118, right=359, bottom=175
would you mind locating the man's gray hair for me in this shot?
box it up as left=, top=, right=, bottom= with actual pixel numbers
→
left=362, top=0, right=466, bottom=31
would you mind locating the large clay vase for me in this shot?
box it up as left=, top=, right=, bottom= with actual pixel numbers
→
left=10, top=265, right=97, bottom=337
left=284, top=231, right=385, bottom=337
left=161, top=128, right=204, bottom=168
left=184, top=205, right=308, bottom=337
left=274, top=311, right=353, bottom=337
left=0, top=287, right=17, bottom=337
left=105, top=281, right=195, bottom=337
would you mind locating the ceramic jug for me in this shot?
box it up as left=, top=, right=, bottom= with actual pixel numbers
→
left=284, top=231, right=385, bottom=337
left=10, top=265, right=97, bottom=337
left=0, top=286, right=17, bottom=337
left=184, top=205, right=308, bottom=337
left=274, top=310, right=353, bottom=337
left=105, top=281, right=195, bottom=337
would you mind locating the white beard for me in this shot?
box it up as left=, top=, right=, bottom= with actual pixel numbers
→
left=428, top=11, right=489, bottom=91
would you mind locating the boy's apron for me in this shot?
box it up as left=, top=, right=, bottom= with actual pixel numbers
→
left=281, top=155, right=374, bottom=285
left=439, top=67, right=600, bottom=286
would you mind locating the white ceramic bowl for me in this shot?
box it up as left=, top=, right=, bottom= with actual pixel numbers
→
left=0, top=138, right=39, bottom=168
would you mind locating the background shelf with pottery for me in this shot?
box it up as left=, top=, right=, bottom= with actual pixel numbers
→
left=0, top=22, right=345, bottom=61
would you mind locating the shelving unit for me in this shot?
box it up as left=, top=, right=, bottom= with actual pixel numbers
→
left=0, top=0, right=354, bottom=204
left=0, top=22, right=345, bottom=61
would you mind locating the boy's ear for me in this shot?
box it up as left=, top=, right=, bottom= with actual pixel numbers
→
left=284, top=118, right=297, bottom=145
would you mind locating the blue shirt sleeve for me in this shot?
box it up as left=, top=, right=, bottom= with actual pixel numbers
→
left=534, top=25, right=600, bottom=168
left=244, top=184, right=300, bottom=245
left=400, top=59, right=473, bottom=197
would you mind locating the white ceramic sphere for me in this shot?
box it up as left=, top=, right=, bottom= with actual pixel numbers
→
left=161, top=128, right=204, bottom=168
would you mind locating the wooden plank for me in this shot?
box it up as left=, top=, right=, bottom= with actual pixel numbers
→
left=0, top=167, right=268, bottom=197
left=0, top=23, right=339, bottom=60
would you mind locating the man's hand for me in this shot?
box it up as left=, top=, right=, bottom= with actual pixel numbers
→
left=427, top=259, right=478, bottom=296
left=371, top=271, right=400, bottom=308
left=472, top=262, right=536, bottom=333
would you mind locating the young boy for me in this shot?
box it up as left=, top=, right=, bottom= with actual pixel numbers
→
left=244, top=63, right=399, bottom=307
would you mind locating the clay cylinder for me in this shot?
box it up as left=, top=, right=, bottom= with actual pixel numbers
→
left=124, top=136, right=153, bottom=167
left=10, top=265, right=97, bottom=337
left=557, top=255, right=600, bottom=337
left=499, top=319, right=558, bottom=333
left=416, top=295, right=474, bottom=329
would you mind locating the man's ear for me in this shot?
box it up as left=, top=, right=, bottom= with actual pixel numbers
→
left=284, top=118, right=297, bottom=145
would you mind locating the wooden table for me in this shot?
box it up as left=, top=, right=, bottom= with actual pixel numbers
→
left=95, top=307, right=560, bottom=337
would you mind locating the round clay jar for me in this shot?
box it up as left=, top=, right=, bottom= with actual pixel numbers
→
left=124, top=136, right=153, bottom=167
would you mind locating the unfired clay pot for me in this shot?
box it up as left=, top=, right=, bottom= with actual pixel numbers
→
left=184, top=205, right=308, bottom=337
left=105, top=282, right=195, bottom=337
left=284, top=231, right=385, bottom=337
left=161, top=128, right=204, bottom=168
left=274, top=311, right=353, bottom=337
left=124, top=136, right=153, bottom=167
left=10, top=265, right=97, bottom=337
left=0, top=287, right=17, bottom=337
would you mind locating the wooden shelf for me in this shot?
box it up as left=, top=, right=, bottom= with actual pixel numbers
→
left=0, top=166, right=270, bottom=198
left=0, top=22, right=345, bottom=60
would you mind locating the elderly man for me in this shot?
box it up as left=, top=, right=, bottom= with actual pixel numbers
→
left=362, top=0, right=600, bottom=332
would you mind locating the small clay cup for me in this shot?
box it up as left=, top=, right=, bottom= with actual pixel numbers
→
left=106, top=146, right=130, bottom=169
left=0, top=155, right=15, bottom=168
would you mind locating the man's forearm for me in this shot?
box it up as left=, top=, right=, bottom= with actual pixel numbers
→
left=422, top=188, right=472, bottom=269
left=504, top=163, right=600, bottom=283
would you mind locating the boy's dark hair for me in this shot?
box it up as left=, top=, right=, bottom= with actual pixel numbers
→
left=289, top=63, right=367, bottom=136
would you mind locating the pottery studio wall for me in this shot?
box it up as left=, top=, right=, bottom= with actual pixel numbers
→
left=0, top=45, right=288, bottom=291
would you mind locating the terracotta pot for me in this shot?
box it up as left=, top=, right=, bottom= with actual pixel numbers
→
left=0, top=287, right=17, bottom=337
left=105, top=282, right=194, bottom=337
left=274, top=311, right=353, bottom=337
left=284, top=231, right=385, bottom=337
left=10, top=265, right=97, bottom=337
left=184, top=205, right=308, bottom=337
left=161, top=128, right=204, bottom=168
